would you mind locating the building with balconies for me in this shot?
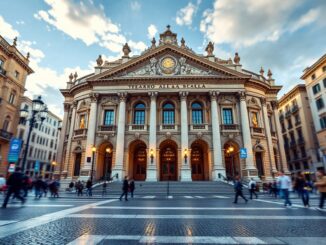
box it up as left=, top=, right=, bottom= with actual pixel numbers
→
left=0, top=35, right=33, bottom=174
left=278, top=84, right=321, bottom=174
left=56, top=26, right=288, bottom=183
left=301, top=54, right=326, bottom=172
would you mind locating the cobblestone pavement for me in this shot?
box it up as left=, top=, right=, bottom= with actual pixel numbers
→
left=0, top=194, right=325, bottom=245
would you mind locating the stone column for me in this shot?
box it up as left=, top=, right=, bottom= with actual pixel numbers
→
left=272, top=101, right=290, bottom=174
left=55, top=102, right=70, bottom=176
left=81, top=93, right=99, bottom=177
left=112, top=92, right=127, bottom=180
left=210, top=91, right=225, bottom=180
left=180, top=91, right=192, bottom=181
left=239, top=92, right=257, bottom=178
left=64, top=101, right=77, bottom=176
left=146, top=91, right=158, bottom=181
left=261, top=98, right=277, bottom=178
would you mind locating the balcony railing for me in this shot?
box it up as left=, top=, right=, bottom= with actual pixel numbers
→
left=159, top=124, right=179, bottom=131
left=190, top=124, right=209, bottom=131
left=220, top=124, right=240, bottom=131
left=74, top=128, right=87, bottom=136
left=291, top=105, right=299, bottom=113
left=128, top=124, right=147, bottom=131
left=98, top=125, right=116, bottom=132
left=0, top=129, right=13, bottom=141
left=251, top=127, right=264, bottom=134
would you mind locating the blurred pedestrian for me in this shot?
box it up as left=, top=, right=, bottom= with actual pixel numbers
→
left=69, top=181, right=74, bottom=192
left=2, top=167, right=25, bottom=208
left=129, top=179, right=135, bottom=198
left=233, top=175, right=248, bottom=204
left=277, top=170, right=292, bottom=207
left=271, top=180, right=278, bottom=198
left=76, top=180, right=83, bottom=196
left=0, top=174, right=6, bottom=195
left=315, top=170, right=326, bottom=210
left=34, top=176, right=44, bottom=199
left=248, top=178, right=257, bottom=199
left=102, top=181, right=107, bottom=196
left=119, top=176, right=129, bottom=201
left=86, top=179, right=92, bottom=197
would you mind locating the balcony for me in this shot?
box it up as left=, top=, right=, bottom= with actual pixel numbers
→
left=128, top=124, right=148, bottom=131
left=190, top=124, right=209, bottom=131
left=251, top=127, right=264, bottom=134
left=0, top=67, right=6, bottom=77
left=297, top=137, right=305, bottom=145
left=220, top=124, right=240, bottom=131
left=285, top=110, right=291, bottom=118
left=74, top=128, right=87, bottom=137
left=98, top=125, right=116, bottom=132
left=159, top=124, right=179, bottom=131
left=291, top=105, right=299, bottom=113
left=0, top=129, right=13, bottom=141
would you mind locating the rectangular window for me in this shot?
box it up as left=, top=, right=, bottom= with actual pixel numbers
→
left=287, top=119, right=293, bottom=129
left=312, top=83, right=321, bottom=94
left=320, top=116, right=326, bottom=129
left=14, top=70, right=19, bottom=79
left=8, top=93, right=15, bottom=104
left=316, top=97, right=324, bottom=110
left=0, top=59, right=3, bottom=67
left=323, top=78, right=326, bottom=88
left=104, top=110, right=114, bottom=125
left=192, top=110, right=203, bottom=124
left=163, top=111, right=174, bottom=124
left=134, top=111, right=145, bottom=125
left=222, top=108, right=233, bottom=125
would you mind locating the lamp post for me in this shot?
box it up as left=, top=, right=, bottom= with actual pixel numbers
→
left=104, top=147, right=111, bottom=180
left=227, top=146, right=235, bottom=178
left=20, top=96, right=48, bottom=173
left=184, top=149, right=188, bottom=164
left=90, top=146, right=96, bottom=183
left=150, top=148, right=154, bottom=164
left=51, top=161, right=56, bottom=179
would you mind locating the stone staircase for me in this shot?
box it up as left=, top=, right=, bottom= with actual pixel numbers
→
left=91, top=181, right=235, bottom=197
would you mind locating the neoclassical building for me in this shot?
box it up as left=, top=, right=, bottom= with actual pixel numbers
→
left=56, top=26, right=289, bottom=182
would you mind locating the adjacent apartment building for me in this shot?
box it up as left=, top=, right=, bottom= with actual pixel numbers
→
left=278, top=84, right=321, bottom=175
left=301, top=54, right=326, bottom=172
left=17, top=96, right=62, bottom=178
left=0, top=36, right=33, bottom=174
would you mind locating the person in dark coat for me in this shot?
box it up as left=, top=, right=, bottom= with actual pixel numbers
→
left=119, top=176, right=129, bottom=201
left=129, top=179, right=135, bottom=198
left=86, top=179, right=92, bottom=197
left=2, top=167, right=25, bottom=208
left=34, top=176, right=44, bottom=199
left=233, top=175, right=248, bottom=204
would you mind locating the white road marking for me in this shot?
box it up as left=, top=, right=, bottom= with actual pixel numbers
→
left=93, top=206, right=286, bottom=210
left=66, top=214, right=326, bottom=220
left=214, top=195, right=230, bottom=199
left=0, top=199, right=116, bottom=239
left=142, top=196, right=155, bottom=199
left=184, top=196, right=193, bottom=198
left=0, top=220, right=18, bottom=226
left=233, top=237, right=266, bottom=244
left=67, top=234, right=106, bottom=245
left=195, top=196, right=204, bottom=198
left=254, top=199, right=325, bottom=211
left=167, top=196, right=173, bottom=199
left=8, top=204, right=74, bottom=207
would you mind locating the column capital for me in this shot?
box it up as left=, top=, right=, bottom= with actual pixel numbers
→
left=64, top=102, right=71, bottom=112
left=209, top=90, right=220, bottom=101
left=90, top=93, right=99, bottom=103
left=271, top=100, right=278, bottom=110
left=179, top=91, right=189, bottom=100
left=260, top=97, right=267, bottom=106
left=148, top=91, right=158, bottom=99
left=117, top=92, right=128, bottom=102
left=72, top=101, right=78, bottom=109
left=238, top=91, right=246, bottom=101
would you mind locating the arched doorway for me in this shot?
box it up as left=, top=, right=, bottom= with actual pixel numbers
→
left=129, top=140, right=147, bottom=181
left=255, top=151, right=264, bottom=178
left=191, top=140, right=209, bottom=181
left=160, top=140, right=178, bottom=181
left=224, top=142, right=240, bottom=179
left=97, top=142, right=113, bottom=180
left=73, top=147, right=82, bottom=177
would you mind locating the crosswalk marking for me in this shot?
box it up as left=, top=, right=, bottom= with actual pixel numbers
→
left=167, top=195, right=173, bottom=199
left=93, top=206, right=286, bottom=210
left=184, top=196, right=193, bottom=198
left=67, top=214, right=326, bottom=220
left=8, top=204, right=74, bottom=208
left=214, top=195, right=230, bottom=199
left=142, top=196, right=155, bottom=199
left=195, top=196, right=204, bottom=198
left=0, top=220, right=18, bottom=226
left=67, top=235, right=326, bottom=244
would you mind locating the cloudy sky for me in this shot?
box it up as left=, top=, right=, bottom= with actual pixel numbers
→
left=0, top=0, right=325, bottom=118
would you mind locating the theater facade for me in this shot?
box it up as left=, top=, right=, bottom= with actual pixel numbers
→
left=56, top=26, right=289, bottom=182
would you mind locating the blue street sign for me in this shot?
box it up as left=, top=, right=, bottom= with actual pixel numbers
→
left=34, top=161, right=40, bottom=172
left=7, top=138, right=22, bottom=162
left=240, top=148, right=247, bottom=159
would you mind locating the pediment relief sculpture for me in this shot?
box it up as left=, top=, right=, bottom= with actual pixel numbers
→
left=101, top=96, right=119, bottom=107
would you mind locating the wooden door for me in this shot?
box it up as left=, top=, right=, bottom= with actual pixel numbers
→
left=133, top=146, right=147, bottom=180
left=160, top=146, right=177, bottom=181
left=191, top=146, right=204, bottom=180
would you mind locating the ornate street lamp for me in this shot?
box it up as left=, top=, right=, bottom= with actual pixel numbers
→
left=90, top=146, right=96, bottom=183
left=104, top=147, right=111, bottom=180
left=184, top=149, right=188, bottom=164
left=20, top=96, right=48, bottom=173
left=150, top=148, right=154, bottom=164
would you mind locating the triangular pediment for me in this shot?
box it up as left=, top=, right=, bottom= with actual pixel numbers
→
left=88, top=44, right=250, bottom=81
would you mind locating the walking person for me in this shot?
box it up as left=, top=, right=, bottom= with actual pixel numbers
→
left=102, top=181, right=107, bottom=196
left=76, top=180, right=83, bottom=196
left=2, top=167, right=25, bottom=208
left=34, top=176, right=44, bottom=199
left=119, top=176, right=129, bottom=201
left=296, top=172, right=311, bottom=207
left=315, top=170, right=326, bottom=210
left=86, top=179, right=92, bottom=197
left=277, top=170, right=292, bottom=207
left=129, top=179, right=135, bottom=198
left=233, top=175, right=248, bottom=204
left=248, top=178, right=258, bottom=199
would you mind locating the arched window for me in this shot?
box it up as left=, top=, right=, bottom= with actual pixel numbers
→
left=133, top=103, right=145, bottom=125
left=192, top=102, right=203, bottom=124
left=162, top=102, right=175, bottom=125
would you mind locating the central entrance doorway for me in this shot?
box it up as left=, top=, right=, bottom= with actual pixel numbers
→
left=160, top=140, right=178, bottom=181
left=191, top=140, right=208, bottom=181
left=129, top=140, right=147, bottom=181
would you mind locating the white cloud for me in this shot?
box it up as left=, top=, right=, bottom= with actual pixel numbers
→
left=147, top=24, right=157, bottom=39
left=176, top=2, right=198, bottom=26
left=128, top=40, right=147, bottom=55
left=130, top=1, right=141, bottom=11
left=0, top=15, right=19, bottom=40
left=16, top=20, right=25, bottom=25
left=199, top=0, right=321, bottom=47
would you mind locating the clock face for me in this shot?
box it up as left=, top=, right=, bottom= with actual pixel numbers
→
left=161, top=57, right=175, bottom=69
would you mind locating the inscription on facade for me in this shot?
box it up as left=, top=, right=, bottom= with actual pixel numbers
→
left=128, top=84, right=206, bottom=90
